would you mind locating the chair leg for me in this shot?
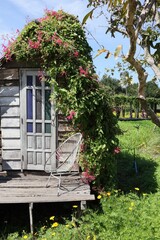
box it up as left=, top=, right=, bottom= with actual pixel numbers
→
left=46, top=173, right=62, bottom=196
left=46, top=173, right=81, bottom=196
left=57, top=174, right=61, bottom=196
left=46, top=173, right=53, bottom=187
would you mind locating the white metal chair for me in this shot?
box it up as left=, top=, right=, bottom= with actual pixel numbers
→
left=44, top=133, right=82, bottom=195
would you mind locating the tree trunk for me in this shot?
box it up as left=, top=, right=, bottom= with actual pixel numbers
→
left=139, top=98, right=160, bottom=127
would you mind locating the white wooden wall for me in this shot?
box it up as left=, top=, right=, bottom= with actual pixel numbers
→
left=0, top=69, right=21, bottom=170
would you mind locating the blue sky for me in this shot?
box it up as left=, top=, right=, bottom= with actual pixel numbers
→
left=0, top=0, right=138, bottom=80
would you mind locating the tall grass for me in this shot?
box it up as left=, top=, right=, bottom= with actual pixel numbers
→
left=117, top=120, right=160, bottom=193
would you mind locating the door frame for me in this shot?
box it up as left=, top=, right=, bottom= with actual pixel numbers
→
left=20, top=69, right=56, bottom=171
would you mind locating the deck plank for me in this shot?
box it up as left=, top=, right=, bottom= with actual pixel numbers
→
left=0, top=171, right=95, bottom=204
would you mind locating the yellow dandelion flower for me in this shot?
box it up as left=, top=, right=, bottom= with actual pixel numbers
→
left=23, top=236, right=28, bottom=239
left=135, top=187, right=140, bottom=191
left=52, top=232, right=56, bottom=236
left=52, top=222, right=59, bottom=228
left=71, top=222, right=76, bottom=227
left=50, top=216, right=55, bottom=221
left=129, top=207, right=132, bottom=211
left=97, top=195, right=101, bottom=199
left=114, top=190, right=118, bottom=193
left=107, top=192, right=111, bottom=196
left=131, top=202, right=135, bottom=207
left=93, top=235, right=96, bottom=240
left=143, top=193, right=147, bottom=196
left=73, top=205, right=78, bottom=208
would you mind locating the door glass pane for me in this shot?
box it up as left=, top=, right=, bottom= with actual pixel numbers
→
left=27, top=76, right=33, bottom=86
left=36, top=89, right=42, bottom=119
left=45, top=123, right=51, bottom=133
left=45, top=90, right=51, bottom=120
left=36, top=76, right=41, bottom=86
left=36, top=123, right=42, bottom=133
left=27, top=123, right=33, bottom=132
left=27, top=89, right=33, bottom=119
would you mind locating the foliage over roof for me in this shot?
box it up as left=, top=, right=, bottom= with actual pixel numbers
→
left=2, top=9, right=120, bottom=189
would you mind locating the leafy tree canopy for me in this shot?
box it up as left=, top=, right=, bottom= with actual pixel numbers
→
left=101, top=74, right=125, bottom=95
left=145, top=81, right=160, bottom=98
left=84, top=0, right=160, bottom=127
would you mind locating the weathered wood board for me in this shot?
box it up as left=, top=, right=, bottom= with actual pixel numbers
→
left=0, top=97, right=19, bottom=106
left=1, top=118, right=20, bottom=128
left=0, top=172, right=95, bottom=204
left=0, top=86, right=19, bottom=97
left=0, top=69, right=19, bottom=80
left=0, top=106, right=20, bottom=117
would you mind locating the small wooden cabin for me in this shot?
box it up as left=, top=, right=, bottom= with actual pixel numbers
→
left=0, top=60, right=70, bottom=173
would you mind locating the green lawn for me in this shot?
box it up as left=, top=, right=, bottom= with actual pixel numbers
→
left=6, top=120, right=160, bottom=240
left=117, top=120, right=160, bottom=193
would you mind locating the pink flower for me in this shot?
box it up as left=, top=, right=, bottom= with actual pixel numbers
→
left=28, top=39, right=40, bottom=49
left=114, top=147, right=121, bottom=154
left=44, top=9, right=63, bottom=20
left=38, top=70, right=45, bottom=81
left=51, top=33, right=63, bottom=46
left=73, top=51, right=79, bottom=58
left=79, top=66, right=88, bottom=77
left=2, top=44, right=7, bottom=52
left=16, top=29, right=20, bottom=34
left=2, top=44, right=12, bottom=61
left=51, top=32, right=58, bottom=40
left=37, top=31, right=43, bottom=41
left=38, top=15, right=50, bottom=22
left=66, top=110, right=76, bottom=120
left=45, top=9, right=58, bottom=17
left=55, top=38, right=63, bottom=45
left=82, top=169, right=95, bottom=184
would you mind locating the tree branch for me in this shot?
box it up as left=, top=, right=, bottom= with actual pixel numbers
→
left=144, top=46, right=160, bottom=80
left=125, top=0, right=148, bottom=98
left=125, top=0, right=137, bottom=58
left=114, top=27, right=127, bottom=37
left=135, top=0, right=156, bottom=37
left=139, top=98, right=160, bottom=127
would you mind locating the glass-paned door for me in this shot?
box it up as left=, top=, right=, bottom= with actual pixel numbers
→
left=21, top=70, right=56, bottom=170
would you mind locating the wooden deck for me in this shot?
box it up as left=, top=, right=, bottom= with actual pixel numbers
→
left=0, top=171, right=95, bottom=233
left=0, top=171, right=95, bottom=204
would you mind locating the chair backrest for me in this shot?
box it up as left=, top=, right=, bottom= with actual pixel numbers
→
left=57, top=133, right=82, bottom=173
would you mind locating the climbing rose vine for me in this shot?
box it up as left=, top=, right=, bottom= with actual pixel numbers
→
left=1, top=9, right=120, bottom=189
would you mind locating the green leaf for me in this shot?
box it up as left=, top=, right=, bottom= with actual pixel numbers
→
left=82, top=8, right=95, bottom=25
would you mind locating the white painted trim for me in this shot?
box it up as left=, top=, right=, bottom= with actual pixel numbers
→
left=20, top=69, right=56, bottom=171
